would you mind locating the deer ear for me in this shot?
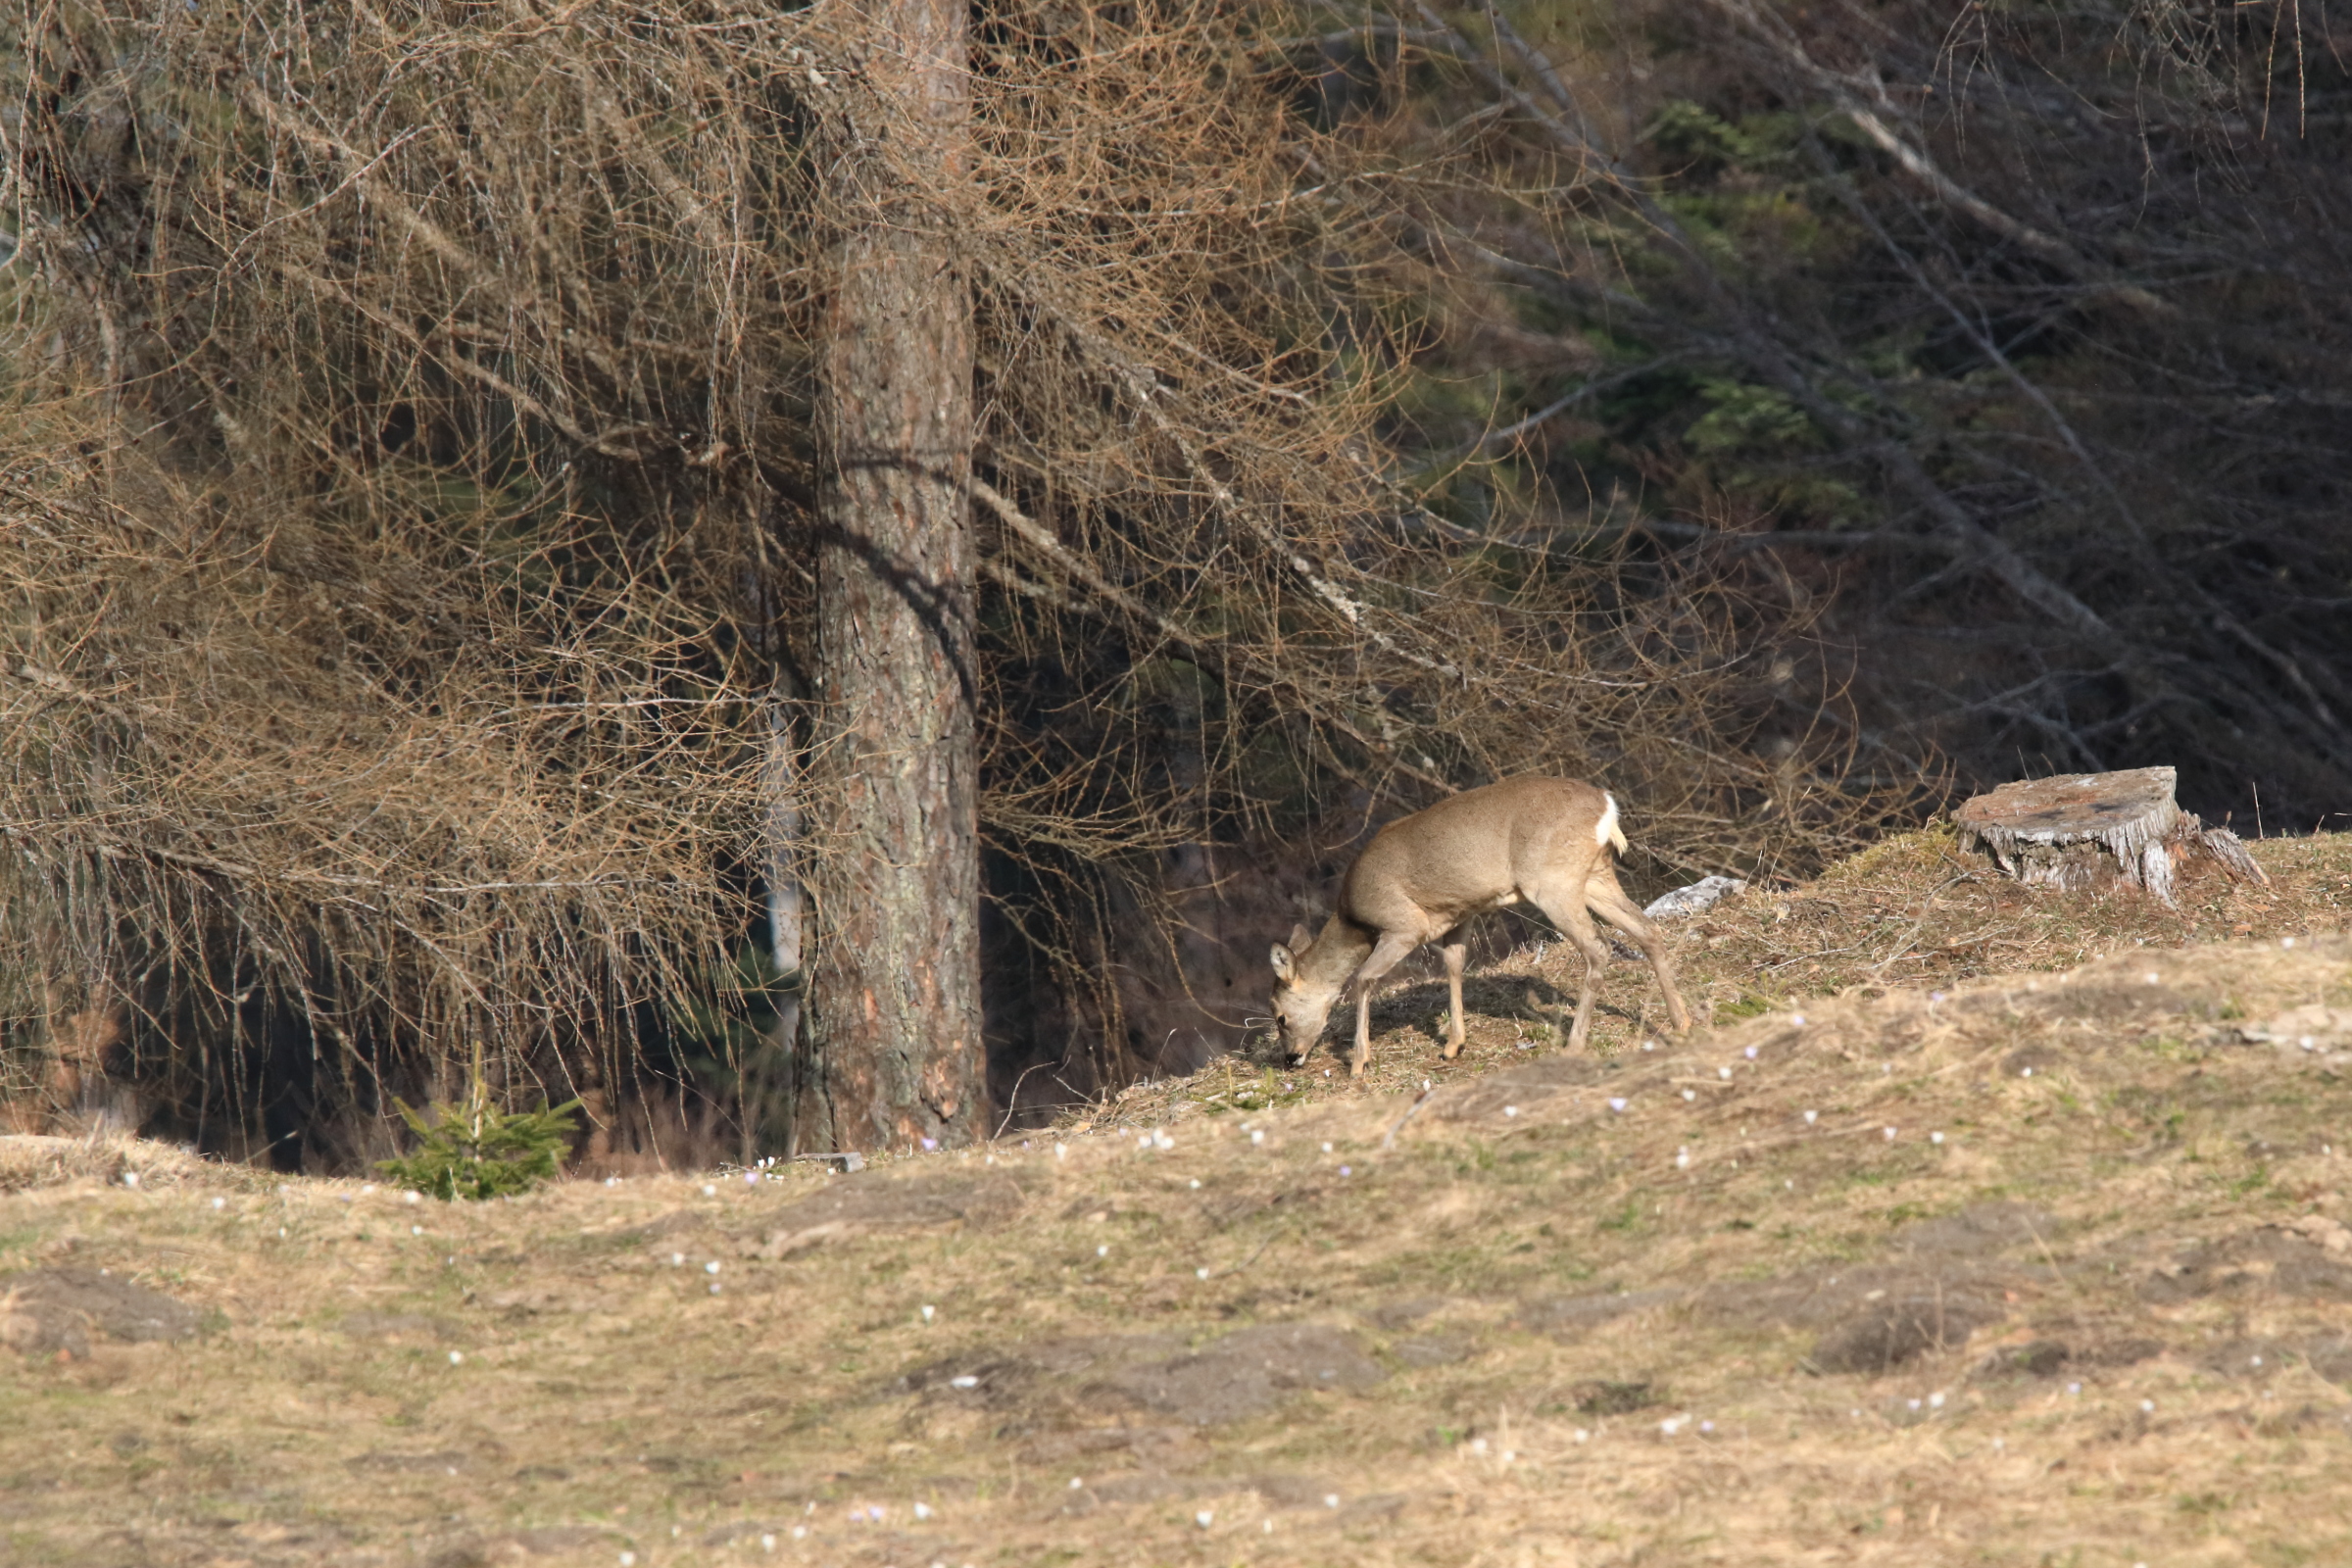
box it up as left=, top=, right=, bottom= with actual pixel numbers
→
left=1289, top=923, right=1314, bottom=954
left=1269, top=943, right=1295, bottom=983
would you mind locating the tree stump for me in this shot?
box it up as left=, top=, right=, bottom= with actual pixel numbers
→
left=1953, top=766, right=2267, bottom=905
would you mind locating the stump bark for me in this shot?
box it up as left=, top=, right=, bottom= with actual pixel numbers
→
left=1953, top=766, right=2266, bottom=904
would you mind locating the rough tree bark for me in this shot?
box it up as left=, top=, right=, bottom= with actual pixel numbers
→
left=801, top=0, right=986, bottom=1152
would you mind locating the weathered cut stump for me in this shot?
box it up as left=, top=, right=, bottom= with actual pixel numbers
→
left=1954, top=766, right=2265, bottom=905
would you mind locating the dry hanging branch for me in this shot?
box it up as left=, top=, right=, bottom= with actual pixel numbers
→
left=0, top=0, right=1898, bottom=1154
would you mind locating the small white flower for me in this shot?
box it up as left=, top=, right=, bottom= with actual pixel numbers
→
left=1323, top=1493, right=1340, bottom=1507
left=1195, top=1510, right=1214, bottom=1529
left=1930, top=1392, right=1946, bottom=1408
left=2022, top=1065, right=2034, bottom=1077
left=1196, top=1267, right=1209, bottom=1280
left=1802, top=1109, right=1818, bottom=1125
left=1189, top=1178, right=1200, bottom=1189
left=2252, top=1354, right=2264, bottom=1367
left=411, top=1225, right=422, bottom=1236
left=790, top=1526, right=807, bottom=1540
left=2140, top=1399, right=2155, bottom=1413
left=1573, top=1429, right=1589, bottom=1443
left=1069, top=1477, right=1084, bottom=1490
left=914, top=1501, right=933, bottom=1520
left=1250, top=1130, right=1265, bottom=1146
left=1469, top=1438, right=1488, bottom=1453
left=951, top=1374, right=979, bottom=1389
left=1503, top=1105, right=1519, bottom=1118
left=1675, top=1148, right=1690, bottom=1169
left=620, top=1553, right=635, bottom=1567
left=2283, top=936, right=2296, bottom=948
left=1096, top=1244, right=1108, bottom=1256
left=1321, top=1141, right=1334, bottom=1152
left=211, top=1197, right=225, bottom=1210
left=404, top=1190, right=421, bottom=1204
left=918, top=1301, right=932, bottom=1321
left=1717, top=1066, right=1732, bottom=1080
left=448, top=1350, right=465, bottom=1365
left=1642, top=1040, right=1656, bottom=1052
left=1607, top=1098, right=1628, bottom=1113
left=605, top=1177, right=618, bottom=1188
left=671, top=1252, right=685, bottom=1267
left=1744, top=1046, right=1758, bottom=1058
left=1055, top=1144, right=1068, bottom=1159
left=760, top=1534, right=775, bottom=1550
left=2067, top=1382, right=2081, bottom=1396
left=361, top=1184, right=375, bottom=1195
left=1697, top=1420, right=1713, bottom=1433
left=1884, top=1127, right=1897, bottom=1141
left=2144, top=971, right=2162, bottom=985
left=1931, top=1131, right=1945, bottom=1145
left=122, top=1172, right=138, bottom=1189
left=1498, top=1448, right=1515, bottom=1463
left=1791, top=1013, right=1806, bottom=1027
left=708, top=1282, right=720, bottom=1295
left=1682, top=1090, right=1696, bottom=1102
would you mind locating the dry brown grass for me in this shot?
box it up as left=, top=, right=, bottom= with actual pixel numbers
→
left=6, top=830, right=2352, bottom=1565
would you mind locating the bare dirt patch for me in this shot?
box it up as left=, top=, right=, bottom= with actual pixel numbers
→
left=0, top=1264, right=205, bottom=1357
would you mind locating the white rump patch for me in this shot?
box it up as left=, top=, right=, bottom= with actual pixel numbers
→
left=1595, top=792, right=1629, bottom=855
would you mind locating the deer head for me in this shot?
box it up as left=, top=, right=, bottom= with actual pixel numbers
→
left=1267, top=922, right=1343, bottom=1066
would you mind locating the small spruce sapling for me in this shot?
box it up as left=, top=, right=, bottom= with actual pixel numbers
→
left=377, top=1071, right=582, bottom=1200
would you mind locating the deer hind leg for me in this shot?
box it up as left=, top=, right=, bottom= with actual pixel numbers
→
left=1439, top=929, right=1470, bottom=1058
left=1585, top=865, right=1694, bottom=1034
left=1347, top=930, right=1422, bottom=1079
left=1529, top=887, right=1611, bottom=1052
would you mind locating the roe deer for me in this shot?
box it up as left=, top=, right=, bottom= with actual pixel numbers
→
left=1267, top=776, right=1692, bottom=1076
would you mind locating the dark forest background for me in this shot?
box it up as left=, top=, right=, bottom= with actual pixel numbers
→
left=1, top=0, right=2345, bottom=1168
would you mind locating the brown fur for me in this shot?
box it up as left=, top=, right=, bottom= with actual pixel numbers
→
left=1268, top=777, right=1692, bottom=1075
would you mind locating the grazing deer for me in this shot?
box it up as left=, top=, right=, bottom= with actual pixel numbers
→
left=1268, top=776, right=1692, bottom=1076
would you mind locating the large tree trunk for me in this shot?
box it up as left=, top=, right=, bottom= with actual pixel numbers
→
left=803, top=0, right=986, bottom=1152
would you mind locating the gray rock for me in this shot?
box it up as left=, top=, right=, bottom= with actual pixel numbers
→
left=1642, top=875, right=1748, bottom=920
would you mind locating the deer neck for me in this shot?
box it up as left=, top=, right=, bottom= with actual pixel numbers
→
left=1298, top=914, right=1374, bottom=995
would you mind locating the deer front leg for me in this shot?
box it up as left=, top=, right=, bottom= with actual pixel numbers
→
left=1348, top=930, right=1422, bottom=1079
left=1440, top=936, right=1469, bottom=1058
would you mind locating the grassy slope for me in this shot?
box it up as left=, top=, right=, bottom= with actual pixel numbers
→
left=6, top=829, right=2352, bottom=1567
